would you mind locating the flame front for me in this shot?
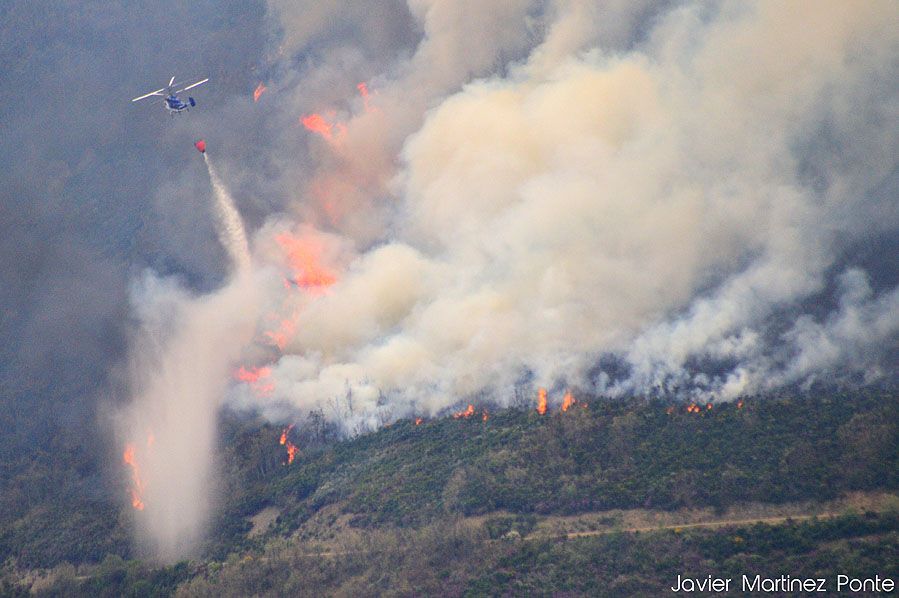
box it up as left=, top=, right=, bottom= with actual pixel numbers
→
left=301, top=113, right=345, bottom=141
left=279, top=424, right=294, bottom=446
left=275, top=232, right=337, bottom=292
left=302, top=82, right=373, bottom=142
left=280, top=425, right=299, bottom=465
left=259, top=230, right=340, bottom=350
left=235, top=365, right=275, bottom=396
left=415, top=417, right=423, bottom=426
left=286, top=443, right=298, bottom=464
left=123, top=443, right=145, bottom=511
left=235, top=365, right=272, bottom=383
left=537, top=388, right=547, bottom=415
left=561, top=391, right=575, bottom=412
left=253, top=82, right=267, bottom=102
left=453, top=404, right=475, bottom=419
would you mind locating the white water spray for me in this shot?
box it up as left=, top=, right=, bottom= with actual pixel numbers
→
left=204, top=153, right=251, bottom=275
left=116, top=151, right=258, bottom=561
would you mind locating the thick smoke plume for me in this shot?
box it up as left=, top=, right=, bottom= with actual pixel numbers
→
left=115, top=1, right=897, bottom=558
left=235, top=0, right=898, bottom=424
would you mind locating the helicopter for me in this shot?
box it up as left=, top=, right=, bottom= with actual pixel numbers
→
left=131, top=76, right=209, bottom=114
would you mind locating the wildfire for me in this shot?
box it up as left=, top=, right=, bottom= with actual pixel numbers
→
left=235, top=365, right=271, bottom=383
left=415, top=418, right=423, bottom=426
left=561, top=391, right=576, bottom=412
left=357, top=82, right=377, bottom=113
left=234, top=365, right=275, bottom=396
left=482, top=410, right=489, bottom=422
left=259, top=229, right=339, bottom=350
left=279, top=424, right=294, bottom=446
left=280, top=425, right=299, bottom=465
left=537, top=388, right=548, bottom=415
left=275, top=232, right=337, bottom=292
left=301, top=113, right=346, bottom=142
left=265, top=315, right=298, bottom=351
left=737, top=400, right=744, bottom=409
left=123, top=443, right=145, bottom=511
left=686, top=403, right=701, bottom=413
left=454, top=404, right=476, bottom=419
left=253, top=82, right=267, bottom=103
left=301, top=82, right=374, bottom=142
left=706, top=402, right=713, bottom=410
left=286, top=442, right=298, bottom=465
left=301, top=114, right=332, bottom=139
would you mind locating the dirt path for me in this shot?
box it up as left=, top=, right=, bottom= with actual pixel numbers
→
left=33, top=509, right=884, bottom=589
left=530, top=512, right=839, bottom=541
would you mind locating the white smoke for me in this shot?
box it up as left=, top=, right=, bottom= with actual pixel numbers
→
left=117, top=153, right=257, bottom=561
left=116, top=0, right=899, bottom=557
left=227, top=2, right=899, bottom=422
left=234, top=1, right=897, bottom=423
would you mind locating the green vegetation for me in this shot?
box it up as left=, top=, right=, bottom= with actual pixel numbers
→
left=22, top=511, right=899, bottom=597
left=2, top=390, right=897, bottom=595
left=210, top=390, right=897, bottom=543
left=462, top=511, right=899, bottom=597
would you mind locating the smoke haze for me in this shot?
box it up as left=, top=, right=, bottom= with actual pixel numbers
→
left=2, top=0, right=897, bottom=562
left=241, top=1, right=898, bottom=427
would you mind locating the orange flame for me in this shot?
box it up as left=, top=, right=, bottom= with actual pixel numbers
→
left=301, top=113, right=333, bottom=139
left=302, top=82, right=376, bottom=142
left=537, top=388, right=548, bottom=415
left=265, top=316, right=298, bottom=351
left=253, top=82, right=267, bottom=103
left=706, top=403, right=713, bottom=410
left=736, top=400, right=744, bottom=409
left=275, top=232, right=337, bottom=292
left=280, top=425, right=299, bottom=465
left=561, top=391, right=575, bottom=412
left=260, top=229, right=339, bottom=350
left=357, top=82, right=376, bottom=113
left=482, top=410, right=489, bottom=422
left=454, top=404, right=476, bottom=419
left=235, top=365, right=275, bottom=396
left=687, top=403, right=702, bottom=413
left=415, top=418, right=423, bottom=426
left=236, top=365, right=271, bottom=383
left=123, top=443, right=145, bottom=511
left=286, top=442, right=299, bottom=464
left=279, top=424, right=294, bottom=446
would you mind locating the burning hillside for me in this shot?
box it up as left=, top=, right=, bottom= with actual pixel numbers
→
left=112, top=0, right=899, bottom=563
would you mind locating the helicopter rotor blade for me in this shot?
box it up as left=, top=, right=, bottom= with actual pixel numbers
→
left=169, top=75, right=176, bottom=87
left=176, top=78, right=209, bottom=93
left=132, top=88, right=166, bottom=102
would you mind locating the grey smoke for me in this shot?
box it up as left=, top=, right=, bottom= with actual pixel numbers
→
left=3, top=0, right=897, bottom=563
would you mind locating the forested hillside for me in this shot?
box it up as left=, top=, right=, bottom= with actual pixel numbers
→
left=3, top=390, right=897, bottom=595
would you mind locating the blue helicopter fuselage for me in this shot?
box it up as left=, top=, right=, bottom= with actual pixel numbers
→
left=165, top=94, right=195, bottom=114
